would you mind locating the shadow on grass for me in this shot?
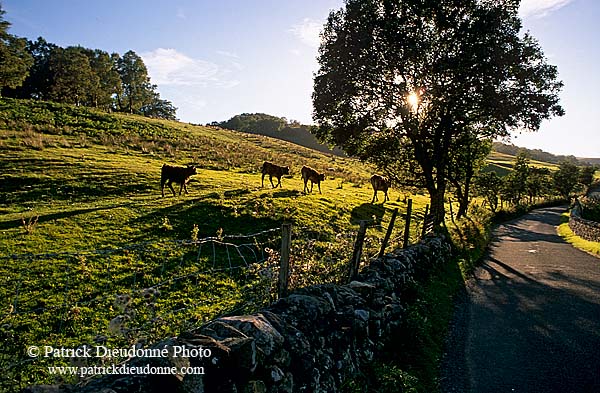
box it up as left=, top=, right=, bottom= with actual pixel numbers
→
left=131, top=197, right=281, bottom=241
left=0, top=202, right=134, bottom=230
left=0, top=173, right=155, bottom=205
left=350, top=203, right=385, bottom=225
left=272, top=189, right=302, bottom=198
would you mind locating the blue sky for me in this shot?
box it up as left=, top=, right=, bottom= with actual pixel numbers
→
left=3, top=0, right=599, bottom=157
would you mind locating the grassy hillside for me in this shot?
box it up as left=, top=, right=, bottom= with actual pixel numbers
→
left=0, top=98, right=435, bottom=388
left=485, top=150, right=560, bottom=176
left=1, top=98, right=425, bottom=252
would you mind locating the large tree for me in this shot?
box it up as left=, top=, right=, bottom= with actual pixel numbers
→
left=48, top=46, right=99, bottom=106
left=312, top=0, right=563, bottom=228
left=0, top=6, right=33, bottom=94
left=553, top=160, right=581, bottom=200
left=82, top=48, right=122, bottom=110
left=17, top=37, right=57, bottom=100
left=116, top=50, right=154, bottom=114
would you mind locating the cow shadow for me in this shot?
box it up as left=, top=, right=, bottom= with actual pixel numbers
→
left=350, top=203, right=385, bottom=225
left=272, top=189, right=302, bottom=198
left=223, top=188, right=252, bottom=198
left=130, top=197, right=279, bottom=241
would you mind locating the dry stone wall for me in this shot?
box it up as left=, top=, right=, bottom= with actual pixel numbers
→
left=569, top=203, right=600, bottom=242
left=24, top=236, right=452, bottom=393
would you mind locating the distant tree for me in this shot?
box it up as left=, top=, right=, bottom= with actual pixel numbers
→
left=0, top=6, right=33, bottom=94
left=3, top=37, right=56, bottom=99
left=579, top=166, right=596, bottom=191
left=475, top=171, right=503, bottom=212
left=312, top=0, right=563, bottom=228
left=505, top=153, right=531, bottom=205
left=81, top=48, right=122, bottom=109
left=526, top=167, right=552, bottom=203
left=447, top=135, right=492, bottom=219
left=219, top=113, right=286, bottom=135
left=140, top=90, right=178, bottom=120
left=553, top=160, right=581, bottom=200
left=48, top=46, right=99, bottom=106
left=116, top=50, right=153, bottom=114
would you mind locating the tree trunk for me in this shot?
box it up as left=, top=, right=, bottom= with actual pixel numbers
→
left=428, top=184, right=446, bottom=230
left=456, top=176, right=471, bottom=219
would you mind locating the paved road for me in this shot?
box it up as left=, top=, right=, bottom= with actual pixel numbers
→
left=441, top=206, right=600, bottom=393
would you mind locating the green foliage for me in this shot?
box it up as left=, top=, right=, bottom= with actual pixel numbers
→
left=447, top=136, right=492, bottom=218
left=580, top=196, right=600, bottom=223
left=116, top=50, right=154, bottom=114
left=342, top=362, right=419, bottom=393
left=553, top=160, right=582, bottom=199
left=48, top=46, right=100, bottom=106
left=0, top=5, right=172, bottom=120
left=219, top=112, right=287, bottom=134
left=0, top=6, right=33, bottom=92
left=579, top=166, right=596, bottom=190
left=475, top=172, right=503, bottom=212
left=217, top=112, right=343, bottom=156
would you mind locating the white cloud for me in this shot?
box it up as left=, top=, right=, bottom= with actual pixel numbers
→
left=290, top=18, right=323, bottom=48
left=519, top=0, right=574, bottom=18
left=176, top=7, right=186, bottom=19
left=216, top=50, right=240, bottom=59
left=141, top=48, right=239, bottom=88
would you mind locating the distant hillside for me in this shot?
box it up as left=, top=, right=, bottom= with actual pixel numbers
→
left=213, top=113, right=345, bottom=157
left=579, top=157, right=600, bottom=166
left=492, top=141, right=597, bottom=166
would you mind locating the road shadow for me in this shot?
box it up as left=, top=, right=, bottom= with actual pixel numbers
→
left=464, top=258, right=600, bottom=392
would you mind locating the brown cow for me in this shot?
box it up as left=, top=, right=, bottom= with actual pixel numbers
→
left=261, top=161, right=290, bottom=188
left=161, top=164, right=197, bottom=197
left=370, top=174, right=391, bottom=203
left=301, top=165, right=325, bottom=194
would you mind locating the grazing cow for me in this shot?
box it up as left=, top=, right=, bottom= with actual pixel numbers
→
left=370, top=174, right=391, bottom=203
left=161, top=164, right=197, bottom=197
left=261, top=161, right=290, bottom=188
left=301, top=165, right=326, bottom=194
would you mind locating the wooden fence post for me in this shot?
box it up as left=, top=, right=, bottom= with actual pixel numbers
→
left=349, top=220, right=369, bottom=281
left=278, top=223, right=292, bottom=299
left=378, top=208, right=399, bottom=259
left=403, top=198, right=413, bottom=248
left=421, top=204, right=429, bottom=239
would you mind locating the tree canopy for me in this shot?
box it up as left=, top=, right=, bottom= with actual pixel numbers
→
left=0, top=7, right=175, bottom=120
left=0, top=6, right=33, bottom=93
left=313, top=0, right=564, bottom=227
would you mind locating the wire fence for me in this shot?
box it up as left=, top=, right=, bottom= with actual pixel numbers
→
left=0, top=201, right=433, bottom=391
left=0, top=228, right=282, bottom=390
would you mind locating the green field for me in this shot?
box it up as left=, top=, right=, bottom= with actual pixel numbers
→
left=485, top=150, right=560, bottom=175
left=0, top=98, right=436, bottom=388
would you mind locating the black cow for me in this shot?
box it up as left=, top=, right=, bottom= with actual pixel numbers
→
left=161, top=164, right=197, bottom=197
left=261, top=161, right=290, bottom=188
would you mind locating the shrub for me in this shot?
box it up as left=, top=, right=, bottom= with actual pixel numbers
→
left=580, top=196, right=600, bottom=222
